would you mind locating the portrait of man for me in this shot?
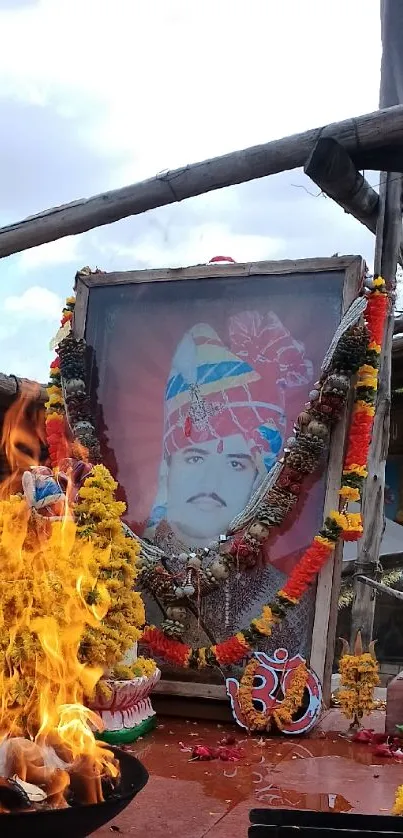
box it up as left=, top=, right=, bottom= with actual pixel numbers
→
left=140, top=309, right=316, bottom=656
left=145, top=310, right=313, bottom=547
left=88, top=265, right=345, bottom=664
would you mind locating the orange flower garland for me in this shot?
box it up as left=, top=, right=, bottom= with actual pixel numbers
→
left=45, top=356, right=70, bottom=466
left=142, top=509, right=345, bottom=668
left=339, top=276, right=388, bottom=512
left=279, top=536, right=335, bottom=603
left=45, top=298, right=76, bottom=467
left=141, top=278, right=388, bottom=670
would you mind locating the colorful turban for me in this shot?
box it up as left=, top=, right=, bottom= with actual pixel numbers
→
left=147, top=311, right=313, bottom=531
left=163, top=311, right=313, bottom=470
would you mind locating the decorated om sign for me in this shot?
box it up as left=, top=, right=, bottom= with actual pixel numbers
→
left=226, top=649, right=322, bottom=735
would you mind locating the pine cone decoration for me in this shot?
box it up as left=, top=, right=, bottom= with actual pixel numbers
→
left=297, top=433, right=327, bottom=460
left=58, top=336, right=86, bottom=379
left=264, top=487, right=297, bottom=517
left=257, top=503, right=285, bottom=527
left=287, top=446, right=318, bottom=474
left=323, top=373, right=350, bottom=397
left=332, top=324, right=369, bottom=374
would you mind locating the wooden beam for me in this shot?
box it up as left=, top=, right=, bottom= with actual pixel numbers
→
left=356, top=574, right=403, bottom=602
left=0, top=373, right=46, bottom=405
left=1, top=105, right=403, bottom=257
left=351, top=145, right=403, bottom=174
left=305, top=137, right=403, bottom=267
left=304, top=137, right=379, bottom=233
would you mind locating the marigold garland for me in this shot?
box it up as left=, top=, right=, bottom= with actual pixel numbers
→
left=237, top=658, right=308, bottom=732
left=45, top=353, right=70, bottom=467
left=337, top=639, right=380, bottom=725
left=140, top=278, right=388, bottom=669
left=393, top=786, right=403, bottom=816
left=141, top=510, right=345, bottom=669
left=272, top=663, right=308, bottom=730
left=75, top=464, right=151, bottom=679
left=43, top=296, right=156, bottom=682
left=238, top=658, right=269, bottom=730
left=279, top=537, right=335, bottom=602
left=339, top=276, right=388, bottom=525
left=47, top=279, right=386, bottom=675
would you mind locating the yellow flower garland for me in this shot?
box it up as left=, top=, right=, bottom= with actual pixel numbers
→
left=338, top=652, right=379, bottom=722
left=239, top=658, right=269, bottom=731
left=238, top=657, right=308, bottom=732
left=393, top=786, right=403, bottom=816
left=75, top=464, right=155, bottom=680
left=272, top=664, right=308, bottom=730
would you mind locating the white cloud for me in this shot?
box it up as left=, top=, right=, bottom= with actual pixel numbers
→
left=99, top=223, right=284, bottom=269
left=0, top=287, right=61, bottom=379
left=4, top=286, right=62, bottom=319
left=0, top=0, right=384, bottom=381
left=17, top=236, right=80, bottom=271
left=0, top=0, right=381, bottom=180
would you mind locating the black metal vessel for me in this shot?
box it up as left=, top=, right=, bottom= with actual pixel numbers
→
left=0, top=747, right=148, bottom=838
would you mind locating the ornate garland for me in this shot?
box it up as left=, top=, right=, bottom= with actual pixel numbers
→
left=46, top=273, right=388, bottom=673
left=138, top=309, right=369, bottom=637
left=45, top=299, right=155, bottom=681
left=141, top=277, right=388, bottom=667
left=339, top=281, right=388, bottom=503
left=238, top=657, right=308, bottom=731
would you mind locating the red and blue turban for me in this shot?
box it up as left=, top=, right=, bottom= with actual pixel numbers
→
left=163, top=310, right=313, bottom=475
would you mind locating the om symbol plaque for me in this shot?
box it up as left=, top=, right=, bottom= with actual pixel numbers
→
left=226, top=648, right=322, bottom=735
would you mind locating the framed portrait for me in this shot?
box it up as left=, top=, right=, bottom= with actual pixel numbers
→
left=74, top=256, right=363, bottom=705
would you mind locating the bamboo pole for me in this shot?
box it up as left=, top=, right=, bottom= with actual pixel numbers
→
left=1, top=105, right=403, bottom=257
left=356, top=574, right=403, bottom=603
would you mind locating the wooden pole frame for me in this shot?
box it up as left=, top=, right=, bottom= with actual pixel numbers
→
left=349, top=170, right=403, bottom=651
left=74, top=255, right=362, bottom=710
left=1, top=105, right=403, bottom=258
left=304, top=137, right=380, bottom=235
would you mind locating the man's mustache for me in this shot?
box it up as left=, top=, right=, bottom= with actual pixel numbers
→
left=186, top=492, right=227, bottom=508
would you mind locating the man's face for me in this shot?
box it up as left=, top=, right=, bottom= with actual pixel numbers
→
left=166, top=434, right=258, bottom=543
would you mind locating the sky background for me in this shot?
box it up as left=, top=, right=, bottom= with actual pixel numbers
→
left=0, top=0, right=384, bottom=382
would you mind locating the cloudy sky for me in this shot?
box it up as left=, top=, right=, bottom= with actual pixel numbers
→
left=0, top=0, right=382, bottom=381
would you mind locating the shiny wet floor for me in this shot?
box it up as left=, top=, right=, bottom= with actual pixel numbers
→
left=94, top=709, right=403, bottom=836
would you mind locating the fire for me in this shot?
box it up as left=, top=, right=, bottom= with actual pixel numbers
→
left=0, top=386, right=119, bottom=810
left=0, top=382, right=45, bottom=498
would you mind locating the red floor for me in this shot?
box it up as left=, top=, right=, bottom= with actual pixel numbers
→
left=94, top=709, right=403, bottom=836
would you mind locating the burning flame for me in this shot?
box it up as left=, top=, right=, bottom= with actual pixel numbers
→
left=0, top=382, right=47, bottom=498
left=0, top=386, right=119, bottom=806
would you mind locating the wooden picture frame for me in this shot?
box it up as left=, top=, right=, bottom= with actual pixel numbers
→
left=74, top=255, right=363, bottom=711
